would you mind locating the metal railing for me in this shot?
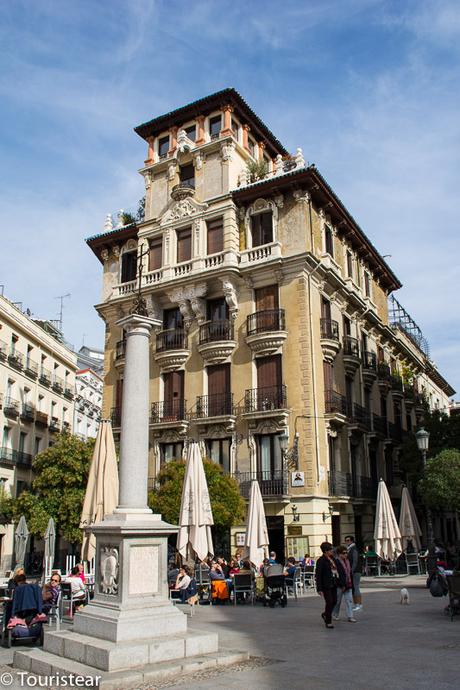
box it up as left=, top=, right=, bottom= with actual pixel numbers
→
left=372, top=413, right=387, bottom=436
left=151, top=399, right=187, bottom=423
left=247, top=309, right=286, bottom=335
left=388, top=421, right=403, bottom=443
left=116, top=340, right=126, bottom=359
left=362, top=351, right=377, bottom=370
left=244, top=385, right=287, bottom=413
left=234, top=470, right=288, bottom=498
left=199, top=319, right=234, bottom=344
left=3, top=397, right=20, bottom=416
left=0, top=340, right=7, bottom=360
left=0, top=448, right=32, bottom=467
left=39, top=367, right=52, bottom=385
left=35, top=411, right=48, bottom=427
left=328, top=470, right=352, bottom=496
left=192, top=393, right=234, bottom=418
left=343, top=335, right=360, bottom=358
left=320, top=318, right=339, bottom=340
left=64, top=386, right=74, bottom=400
left=52, top=376, right=64, bottom=393
left=20, top=403, right=35, bottom=421
left=24, top=359, right=39, bottom=378
left=352, top=475, right=378, bottom=499
left=348, top=402, right=371, bottom=428
left=325, top=389, right=347, bottom=416
left=49, top=417, right=60, bottom=432
left=8, top=350, right=24, bottom=370
left=155, top=329, right=188, bottom=352
left=111, top=407, right=121, bottom=427
left=377, top=363, right=391, bottom=380
left=390, top=374, right=404, bottom=393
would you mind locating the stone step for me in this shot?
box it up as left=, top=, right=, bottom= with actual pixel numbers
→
left=43, top=628, right=218, bottom=671
left=14, top=647, right=249, bottom=690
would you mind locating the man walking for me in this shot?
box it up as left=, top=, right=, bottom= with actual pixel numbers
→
left=345, top=535, right=363, bottom=611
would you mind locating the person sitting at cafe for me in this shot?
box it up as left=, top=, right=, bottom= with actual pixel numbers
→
left=228, top=559, right=240, bottom=576
left=209, top=562, right=225, bottom=580
left=7, top=567, right=25, bottom=592
left=284, top=557, right=297, bottom=578
left=216, top=557, right=230, bottom=578
left=42, top=573, right=61, bottom=614
left=173, top=566, right=192, bottom=603
left=69, top=565, right=87, bottom=611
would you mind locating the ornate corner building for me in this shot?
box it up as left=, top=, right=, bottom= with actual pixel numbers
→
left=87, top=88, right=455, bottom=557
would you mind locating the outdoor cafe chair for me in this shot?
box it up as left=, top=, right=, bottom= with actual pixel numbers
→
left=405, top=552, right=421, bottom=575
left=286, top=567, right=302, bottom=600
left=302, top=564, right=316, bottom=589
left=364, top=555, right=381, bottom=576
left=233, top=573, right=255, bottom=605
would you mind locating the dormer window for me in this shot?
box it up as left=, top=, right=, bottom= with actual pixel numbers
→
left=158, top=135, right=170, bottom=158
left=251, top=211, right=273, bottom=247
left=325, top=225, right=334, bottom=257
left=185, top=125, right=196, bottom=142
left=121, top=251, right=137, bottom=283
left=209, top=116, right=221, bottom=139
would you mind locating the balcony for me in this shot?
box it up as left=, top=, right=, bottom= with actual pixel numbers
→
left=0, top=447, right=17, bottom=465
left=111, top=407, right=121, bottom=428
left=377, top=363, right=391, bottom=395
left=171, top=180, right=195, bottom=201
left=35, top=411, right=49, bottom=428
left=24, top=359, right=39, bottom=379
left=342, top=336, right=360, bottom=376
left=52, top=376, right=64, bottom=394
left=390, top=374, right=404, bottom=400
left=154, top=329, right=189, bottom=372
left=352, top=475, right=378, bottom=500
left=324, top=390, right=347, bottom=424
left=49, top=417, right=61, bottom=432
left=372, top=413, right=387, bottom=437
left=362, top=351, right=377, bottom=388
left=239, top=241, right=282, bottom=267
left=347, top=402, right=371, bottom=431
left=150, top=400, right=188, bottom=435
left=403, top=384, right=415, bottom=409
left=328, top=470, right=352, bottom=497
left=388, top=421, right=403, bottom=444
left=64, top=386, right=74, bottom=400
left=198, top=320, right=236, bottom=365
left=0, top=340, right=7, bottom=362
left=62, top=421, right=71, bottom=434
left=189, top=393, right=235, bottom=430
left=20, top=403, right=35, bottom=422
left=3, top=397, right=20, bottom=418
left=234, top=470, right=288, bottom=499
left=39, top=368, right=52, bottom=387
left=246, top=309, right=287, bottom=357
left=320, top=318, right=340, bottom=362
left=8, top=350, right=24, bottom=371
left=243, top=385, right=288, bottom=423
left=17, top=452, right=33, bottom=468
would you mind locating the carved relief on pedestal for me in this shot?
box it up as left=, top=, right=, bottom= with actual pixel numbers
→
left=100, top=546, right=119, bottom=596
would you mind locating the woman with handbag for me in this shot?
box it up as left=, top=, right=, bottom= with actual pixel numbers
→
left=315, top=542, right=344, bottom=628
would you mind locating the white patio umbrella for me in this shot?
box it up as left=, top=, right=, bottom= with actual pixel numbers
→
left=43, top=517, right=56, bottom=575
left=244, top=480, right=269, bottom=569
left=80, top=420, right=119, bottom=562
left=15, top=515, right=29, bottom=568
left=177, top=442, right=214, bottom=562
left=399, top=485, right=422, bottom=552
left=374, top=479, right=402, bottom=560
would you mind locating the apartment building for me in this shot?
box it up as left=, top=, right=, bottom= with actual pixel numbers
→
left=74, top=368, right=103, bottom=440
left=0, top=293, right=77, bottom=571
left=87, top=88, right=455, bottom=558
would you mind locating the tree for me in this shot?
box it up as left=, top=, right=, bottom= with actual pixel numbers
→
left=148, top=459, right=245, bottom=528
left=418, top=449, right=460, bottom=512
left=0, top=485, right=14, bottom=525
left=246, top=159, right=268, bottom=183
left=12, top=433, right=94, bottom=543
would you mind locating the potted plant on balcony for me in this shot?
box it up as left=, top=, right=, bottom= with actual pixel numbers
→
left=246, top=159, right=268, bottom=183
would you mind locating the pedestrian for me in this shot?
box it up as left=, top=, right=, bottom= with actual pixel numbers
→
left=315, top=542, right=342, bottom=629
left=268, top=551, right=277, bottom=565
left=332, top=546, right=356, bottom=623
left=345, top=535, right=363, bottom=611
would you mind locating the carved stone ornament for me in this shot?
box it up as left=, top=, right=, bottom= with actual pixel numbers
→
left=274, top=154, right=284, bottom=174
left=168, top=162, right=176, bottom=181
left=274, top=195, right=284, bottom=208
left=143, top=171, right=152, bottom=190
left=160, top=197, right=208, bottom=227
left=112, top=245, right=121, bottom=258
left=100, top=248, right=109, bottom=262
left=104, top=214, right=114, bottom=232
left=176, top=129, right=195, bottom=154
left=194, top=152, right=203, bottom=170
left=220, top=141, right=235, bottom=162
left=100, top=546, right=119, bottom=596
left=221, top=279, right=239, bottom=316
left=293, top=190, right=311, bottom=204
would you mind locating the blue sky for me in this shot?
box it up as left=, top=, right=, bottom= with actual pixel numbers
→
left=0, top=0, right=459, bottom=398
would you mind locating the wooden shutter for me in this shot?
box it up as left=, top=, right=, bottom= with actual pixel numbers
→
left=149, top=238, right=162, bottom=271
left=256, top=355, right=282, bottom=389
left=208, top=364, right=230, bottom=396
left=206, top=218, right=224, bottom=254
left=321, top=298, right=331, bottom=320
left=177, top=227, right=192, bottom=263
left=323, top=361, right=333, bottom=391
left=255, top=285, right=278, bottom=311
left=164, top=371, right=184, bottom=418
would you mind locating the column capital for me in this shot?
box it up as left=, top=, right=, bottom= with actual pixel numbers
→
left=116, top=313, right=161, bottom=333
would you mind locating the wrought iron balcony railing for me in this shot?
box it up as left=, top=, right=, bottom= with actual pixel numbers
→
left=247, top=309, right=286, bottom=335
left=17, top=452, right=33, bottom=467
left=352, top=475, right=378, bottom=499
left=151, top=399, right=187, bottom=423
left=199, top=319, right=234, bottom=344
left=39, top=368, right=52, bottom=386
left=24, top=359, right=39, bottom=378
left=155, top=329, right=188, bottom=352
left=244, top=385, right=287, bottom=413
left=325, top=389, right=347, bottom=416
left=64, top=386, right=74, bottom=400
left=20, top=403, right=35, bottom=421
left=111, top=407, right=121, bottom=427
left=377, top=363, right=391, bottom=380
left=390, top=374, right=404, bottom=392
left=347, top=402, right=371, bottom=428
left=362, top=351, right=377, bottom=370
left=343, top=335, right=360, bottom=358
left=8, top=350, right=24, bottom=370
left=234, top=470, right=288, bottom=498
left=320, top=318, right=339, bottom=341
left=388, top=421, right=403, bottom=443
left=192, top=393, right=234, bottom=418
left=3, top=397, right=20, bottom=417
left=52, top=376, right=64, bottom=393
left=0, top=340, right=7, bottom=361
left=328, top=470, right=352, bottom=496
left=49, top=417, right=61, bottom=432
left=116, top=340, right=126, bottom=359
left=372, top=413, right=387, bottom=436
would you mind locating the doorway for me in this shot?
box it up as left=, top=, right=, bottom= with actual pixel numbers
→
left=266, top=515, right=285, bottom=563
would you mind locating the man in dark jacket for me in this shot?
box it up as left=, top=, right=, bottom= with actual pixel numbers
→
left=345, top=535, right=363, bottom=611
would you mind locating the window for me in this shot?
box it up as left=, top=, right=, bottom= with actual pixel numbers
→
left=11, top=334, right=18, bottom=353
left=248, top=137, right=256, bottom=157
left=343, top=316, right=351, bottom=337
left=160, top=442, right=183, bottom=463
left=179, top=163, right=195, bottom=189
left=185, top=124, right=196, bottom=141
left=16, top=481, right=27, bottom=498
left=38, top=395, right=44, bottom=411
left=176, top=227, right=192, bottom=263
left=121, top=251, right=137, bottom=283
left=26, top=345, right=33, bottom=367
left=364, top=271, right=371, bottom=297
left=346, top=250, right=353, bottom=279
left=206, top=439, right=230, bottom=473
left=19, top=432, right=27, bottom=454
left=257, top=435, right=282, bottom=476
left=231, top=118, right=238, bottom=136
left=158, top=135, right=169, bottom=158
left=2, top=427, right=10, bottom=448
left=34, top=437, right=41, bottom=456
left=251, top=212, right=273, bottom=247
left=206, top=217, right=224, bottom=254
left=24, top=387, right=30, bottom=403
left=209, top=115, right=221, bottom=139
left=149, top=237, right=163, bottom=271
left=325, top=225, right=334, bottom=257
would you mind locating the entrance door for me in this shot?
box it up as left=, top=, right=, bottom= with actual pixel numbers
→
left=266, top=516, right=285, bottom=563
left=207, top=364, right=230, bottom=415
left=163, top=371, right=184, bottom=420
left=332, top=514, right=341, bottom=546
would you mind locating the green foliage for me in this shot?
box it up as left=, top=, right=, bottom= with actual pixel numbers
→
left=148, top=459, right=245, bottom=528
left=0, top=485, right=14, bottom=525
left=12, top=434, right=94, bottom=543
left=246, top=159, right=268, bottom=183
left=121, top=212, right=136, bottom=226
left=418, top=449, right=460, bottom=511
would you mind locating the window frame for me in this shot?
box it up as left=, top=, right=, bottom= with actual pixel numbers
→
left=158, top=135, right=170, bottom=158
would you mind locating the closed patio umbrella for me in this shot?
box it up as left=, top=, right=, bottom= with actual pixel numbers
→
left=177, top=442, right=214, bottom=562
left=80, top=420, right=119, bottom=562
left=244, top=480, right=269, bottom=569
left=399, top=485, right=422, bottom=552
left=374, top=479, right=402, bottom=560
left=15, top=515, right=29, bottom=568
left=43, top=517, right=56, bottom=575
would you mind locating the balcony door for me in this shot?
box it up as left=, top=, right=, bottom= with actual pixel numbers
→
left=207, top=364, right=230, bottom=416
left=207, top=298, right=228, bottom=322
left=206, top=298, right=229, bottom=341
left=163, top=371, right=184, bottom=419
left=163, top=308, right=182, bottom=330
left=321, top=297, right=331, bottom=321
left=256, top=355, right=282, bottom=409
left=254, top=285, right=279, bottom=331
left=257, top=435, right=282, bottom=477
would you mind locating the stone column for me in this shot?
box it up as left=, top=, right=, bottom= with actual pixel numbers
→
left=195, top=115, right=206, bottom=144
left=145, top=137, right=155, bottom=165
left=221, top=104, right=233, bottom=136
left=168, top=126, right=178, bottom=155
left=242, top=124, right=250, bottom=151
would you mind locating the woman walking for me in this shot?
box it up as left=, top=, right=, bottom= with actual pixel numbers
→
left=315, top=542, right=344, bottom=629
left=332, top=546, right=356, bottom=623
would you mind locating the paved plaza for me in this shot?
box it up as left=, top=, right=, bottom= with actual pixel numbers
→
left=0, top=576, right=457, bottom=689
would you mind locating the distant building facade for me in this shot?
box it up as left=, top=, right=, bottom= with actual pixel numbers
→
left=77, top=346, right=104, bottom=377
left=74, top=368, right=103, bottom=440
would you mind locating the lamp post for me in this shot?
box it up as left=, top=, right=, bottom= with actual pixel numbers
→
left=415, top=427, right=433, bottom=547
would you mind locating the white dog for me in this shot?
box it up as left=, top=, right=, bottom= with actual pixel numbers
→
left=400, top=587, right=410, bottom=605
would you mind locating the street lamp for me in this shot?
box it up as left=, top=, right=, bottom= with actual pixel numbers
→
left=278, top=429, right=299, bottom=470
left=415, top=427, right=433, bottom=547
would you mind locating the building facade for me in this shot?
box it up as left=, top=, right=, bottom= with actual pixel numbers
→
left=87, top=89, right=455, bottom=558
left=0, top=294, right=77, bottom=571
left=77, top=345, right=104, bottom=377
left=74, top=368, right=103, bottom=440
